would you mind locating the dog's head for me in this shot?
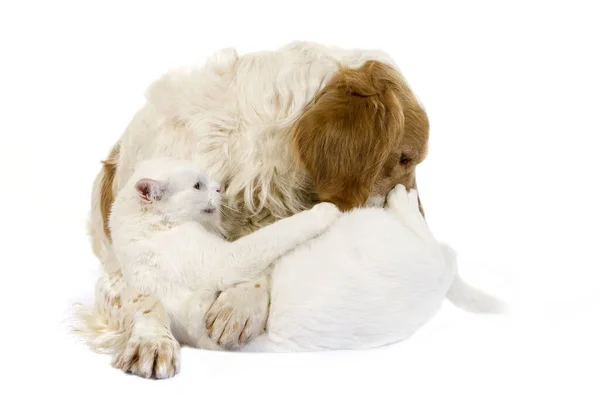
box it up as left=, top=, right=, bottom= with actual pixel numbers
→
left=292, top=60, right=429, bottom=212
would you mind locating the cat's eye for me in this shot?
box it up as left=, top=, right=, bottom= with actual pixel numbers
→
left=400, top=154, right=410, bottom=165
left=194, top=182, right=202, bottom=190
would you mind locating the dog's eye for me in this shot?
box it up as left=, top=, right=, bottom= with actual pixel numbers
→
left=400, top=154, right=410, bottom=165
left=194, top=182, right=202, bottom=190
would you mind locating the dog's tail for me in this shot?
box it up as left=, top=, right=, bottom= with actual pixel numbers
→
left=440, top=243, right=507, bottom=314
left=68, top=274, right=131, bottom=354
left=68, top=302, right=129, bottom=354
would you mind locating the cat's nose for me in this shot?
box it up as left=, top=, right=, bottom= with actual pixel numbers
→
left=216, top=187, right=221, bottom=193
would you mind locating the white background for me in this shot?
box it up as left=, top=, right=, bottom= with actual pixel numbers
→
left=1, top=1, right=599, bottom=394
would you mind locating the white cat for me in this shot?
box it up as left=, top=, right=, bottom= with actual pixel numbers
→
left=110, top=158, right=504, bottom=355
left=109, top=158, right=342, bottom=349
left=240, top=183, right=505, bottom=352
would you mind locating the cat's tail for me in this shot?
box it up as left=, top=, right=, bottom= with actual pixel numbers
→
left=440, top=243, right=507, bottom=314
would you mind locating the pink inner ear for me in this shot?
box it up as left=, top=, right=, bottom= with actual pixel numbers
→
left=135, top=178, right=157, bottom=203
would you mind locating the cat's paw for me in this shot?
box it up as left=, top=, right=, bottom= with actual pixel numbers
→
left=387, top=183, right=408, bottom=202
left=309, top=202, right=342, bottom=227
left=112, top=331, right=180, bottom=379
left=386, top=184, right=420, bottom=215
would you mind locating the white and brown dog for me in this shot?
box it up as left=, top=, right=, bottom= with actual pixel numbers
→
left=78, top=41, right=430, bottom=378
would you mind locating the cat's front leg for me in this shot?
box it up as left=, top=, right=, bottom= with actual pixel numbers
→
left=204, top=203, right=339, bottom=348
left=216, top=202, right=341, bottom=289
left=386, top=184, right=437, bottom=245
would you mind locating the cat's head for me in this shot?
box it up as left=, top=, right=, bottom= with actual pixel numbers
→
left=132, top=159, right=222, bottom=225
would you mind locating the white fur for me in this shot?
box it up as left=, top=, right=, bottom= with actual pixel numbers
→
left=110, top=41, right=399, bottom=219
left=83, top=41, right=405, bottom=360
left=110, top=159, right=504, bottom=354
left=240, top=184, right=505, bottom=352
left=109, top=159, right=342, bottom=348
left=79, top=42, right=501, bottom=376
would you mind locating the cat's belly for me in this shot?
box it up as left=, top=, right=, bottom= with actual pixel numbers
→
left=264, top=209, right=451, bottom=351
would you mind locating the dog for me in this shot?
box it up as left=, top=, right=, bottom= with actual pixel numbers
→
left=80, top=41, right=430, bottom=378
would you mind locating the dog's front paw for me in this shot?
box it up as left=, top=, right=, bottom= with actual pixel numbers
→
left=206, top=281, right=269, bottom=349
left=310, top=202, right=342, bottom=227
left=113, top=331, right=180, bottom=379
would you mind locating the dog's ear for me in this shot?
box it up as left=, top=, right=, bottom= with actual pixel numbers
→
left=135, top=178, right=166, bottom=203
left=292, top=61, right=405, bottom=210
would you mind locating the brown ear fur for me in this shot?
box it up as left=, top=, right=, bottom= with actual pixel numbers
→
left=100, top=144, right=119, bottom=241
left=292, top=60, right=407, bottom=210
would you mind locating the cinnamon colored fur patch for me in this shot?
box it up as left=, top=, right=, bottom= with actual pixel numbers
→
left=291, top=60, right=429, bottom=211
left=100, top=144, right=120, bottom=241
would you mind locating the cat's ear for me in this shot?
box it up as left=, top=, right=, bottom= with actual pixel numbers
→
left=135, top=178, right=166, bottom=203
